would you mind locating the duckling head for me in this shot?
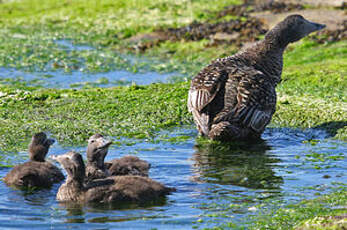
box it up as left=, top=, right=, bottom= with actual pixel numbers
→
left=52, top=151, right=85, bottom=184
left=86, top=134, right=112, bottom=169
left=29, top=132, right=55, bottom=162
left=265, top=14, right=325, bottom=47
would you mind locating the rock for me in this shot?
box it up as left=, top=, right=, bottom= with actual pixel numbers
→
left=279, top=0, right=346, bottom=8
left=210, top=32, right=240, bottom=42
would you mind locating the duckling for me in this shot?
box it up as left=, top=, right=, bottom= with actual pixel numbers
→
left=86, top=134, right=150, bottom=181
left=4, top=132, right=64, bottom=189
left=85, top=134, right=112, bottom=181
left=53, top=151, right=175, bottom=204
left=187, top=15, right=325, bottom=141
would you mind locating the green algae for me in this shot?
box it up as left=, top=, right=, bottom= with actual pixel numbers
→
left=0, top=82, right=191, bottom=151
left=247, top=188, right=347, bottom=230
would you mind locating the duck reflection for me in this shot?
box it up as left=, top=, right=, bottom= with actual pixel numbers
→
left=191, top=138, right=283, bottom=190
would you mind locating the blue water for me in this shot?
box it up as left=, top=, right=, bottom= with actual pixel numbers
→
left=0, top=127, right=346, bottom=229
left=0, top=67, right=175, bottom=88
left=0, top=40, right=179, bottom=88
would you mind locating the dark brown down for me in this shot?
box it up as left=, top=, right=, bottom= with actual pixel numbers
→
left=4, top=132, right=64, bottom=189
left=55, top=151, right=174, bottom=204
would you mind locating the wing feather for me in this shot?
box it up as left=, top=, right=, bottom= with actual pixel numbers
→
left=235, top=72, right=277, bottom=132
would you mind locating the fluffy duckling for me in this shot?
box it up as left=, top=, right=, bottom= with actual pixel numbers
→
left=53, top=151, right=174, bottom=204
left=85, top=134, right=112, bottom=181
left=187, top=15, right=325, bottom=141
left=86, top=134, right=150, bottom=181
left=4, top=132, right=64, bottom=189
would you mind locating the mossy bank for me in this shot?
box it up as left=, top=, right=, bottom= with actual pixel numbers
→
left=0, top=0, right=345, bottom=148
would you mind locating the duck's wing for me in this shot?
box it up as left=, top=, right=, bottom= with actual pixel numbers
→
left=187, top=61, right=229, bottom=135
left=215, top=69, right=277, bottom=133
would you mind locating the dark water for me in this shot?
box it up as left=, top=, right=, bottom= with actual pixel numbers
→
left=0, top=127, right=346, bottom=229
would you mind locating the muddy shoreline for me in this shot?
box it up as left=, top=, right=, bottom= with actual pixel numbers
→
left=128, top=0, right=346, bottom=52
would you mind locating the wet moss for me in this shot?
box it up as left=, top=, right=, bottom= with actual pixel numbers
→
left=0, top=82, right=191, bottom=151
left=247, top=188, right=347, bottom=230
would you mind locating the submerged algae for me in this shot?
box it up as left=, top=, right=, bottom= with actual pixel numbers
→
left=248, top=189, right=347, bottom=230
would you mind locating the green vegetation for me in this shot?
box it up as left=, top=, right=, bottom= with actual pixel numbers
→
left=0, top=0, right=345, bottom=149
left=248, top=188, right=347, bottom=230
left=0, top=82, right=190, bottom=151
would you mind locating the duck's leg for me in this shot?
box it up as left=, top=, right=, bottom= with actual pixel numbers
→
left=208, top=121, right=259, bottom=141
left=208, top=121, right=239, bottom=141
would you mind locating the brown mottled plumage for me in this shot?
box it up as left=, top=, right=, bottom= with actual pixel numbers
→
left=53, top=151, right=174, bottom=204
left=188, top=15, right=325, bottom=141
left=4, top=132, right=64, bottom=189
left=85, top=134, right=150, bottom=181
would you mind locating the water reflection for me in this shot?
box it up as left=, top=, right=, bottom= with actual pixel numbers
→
left=191, top=139, right=283, bottom=190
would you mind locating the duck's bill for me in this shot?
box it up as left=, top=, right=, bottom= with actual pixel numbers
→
left=306, top=20, right=326, bottom=33
left=46, top=138, right=55, bottom=146
left=98, top=139, right=113, bottom=150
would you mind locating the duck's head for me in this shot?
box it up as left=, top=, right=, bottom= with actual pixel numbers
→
left=86, top=134, right=112, bottom=168
left=52, top=151, right=85, bottom=183
left=266, top=14, right=325, bottom=47
left=29, top=132, right=55, bottom=162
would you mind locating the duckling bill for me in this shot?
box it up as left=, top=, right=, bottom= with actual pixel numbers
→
left=53, top=151, right=174, bottom=204
left=187, top=15, right=325, bottom=141
left=3, top=132, right=64, bottom=189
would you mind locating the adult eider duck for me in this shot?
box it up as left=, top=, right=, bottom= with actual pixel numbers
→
left=4, top=132, right=64, bottom=189
left=53, top=151, right=174, bottom=204
left=86, top=134, right=150, bottom=181
left=187, top=15, right=325, bottom=141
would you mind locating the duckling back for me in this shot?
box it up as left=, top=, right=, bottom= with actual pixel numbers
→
left=4, top=161, right=64, bottom=189
left=83, top=176, right=175, bottom=204
left=106, top=156, right=150, bottom=177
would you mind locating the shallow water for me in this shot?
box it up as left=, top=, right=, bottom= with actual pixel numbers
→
left=0, top=67, right=175, bottom=88
left=0, top=127, right=346, bottom=229
left=0, top=39, right=178, bottom=88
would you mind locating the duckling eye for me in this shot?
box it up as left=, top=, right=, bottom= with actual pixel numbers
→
left=90, top=140, right=95, bottom=143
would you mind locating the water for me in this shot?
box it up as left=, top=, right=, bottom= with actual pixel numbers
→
left=0, top=67, right=175, bottom=88
left=0, top=127, right=346, bottom=229
left=0, top=40, right=179, bottom=88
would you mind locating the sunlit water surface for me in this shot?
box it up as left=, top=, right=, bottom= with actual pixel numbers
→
left=0, top=40, right=178, bottom=88
left=0, top=127, right=346, bottom=229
